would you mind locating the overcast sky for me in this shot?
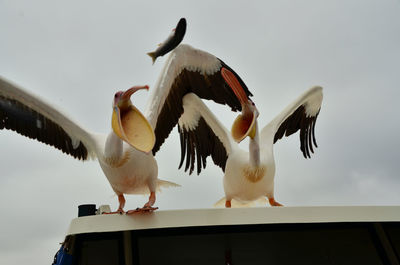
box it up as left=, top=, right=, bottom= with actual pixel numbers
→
left=1, top=0, right=400, bottom=264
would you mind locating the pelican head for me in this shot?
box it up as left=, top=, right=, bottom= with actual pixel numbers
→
left=112, top=85, right=156, bottom=153
left=231, top=98, right=259, bottom=143
left=220, top=68, right=259, bottom=143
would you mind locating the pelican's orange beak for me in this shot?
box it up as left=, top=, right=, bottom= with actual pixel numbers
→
left=221, top=68, right=258, bottom=143
left=112, top=85, right=155, bottom=153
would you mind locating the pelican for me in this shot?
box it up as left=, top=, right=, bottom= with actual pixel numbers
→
left=0, top=40, right=257, bottom=213
left=0, top=79, right=168, bottom=213
left=177, top=68, right=323, bottom=207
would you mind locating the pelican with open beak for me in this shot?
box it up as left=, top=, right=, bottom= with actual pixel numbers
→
left=112, top=85, right=155, bottom=153
left=177, top=67, right=323, bottom=208
left=0, top=78, right=178, bottom=214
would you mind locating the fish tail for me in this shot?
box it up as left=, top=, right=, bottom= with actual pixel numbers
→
left=147, top=52, right=157, bottom=64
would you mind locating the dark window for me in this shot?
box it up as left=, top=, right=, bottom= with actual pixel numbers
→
left=73, top=232, right=124, bottom=265
left=135, top=224, right=384, bottom=265
left=69, top=222, right=399, bottom=265
left=382, top=222, right=400, bottom=260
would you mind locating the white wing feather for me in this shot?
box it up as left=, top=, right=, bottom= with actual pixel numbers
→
left=260, top=86, right=323, bottom=147
left=144, top=44, right=221, bottom=128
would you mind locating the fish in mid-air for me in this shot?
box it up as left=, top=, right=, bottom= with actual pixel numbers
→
left=147, top=18, right=187, bottom=64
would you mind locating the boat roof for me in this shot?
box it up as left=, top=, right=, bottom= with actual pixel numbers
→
left=66, top=206, right=400, bottom=236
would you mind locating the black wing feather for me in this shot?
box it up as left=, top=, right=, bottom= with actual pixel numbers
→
left=178, top=117, right=228, bottom=175
left=273, top=105, right=320, bottom=158
left=0, top=96, right=88, bottom=160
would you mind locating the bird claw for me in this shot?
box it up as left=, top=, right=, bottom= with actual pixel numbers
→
left=126, top=206, right=158, bottom=214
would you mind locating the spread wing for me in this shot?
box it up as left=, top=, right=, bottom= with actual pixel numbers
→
left=145, top=44, right=253, bottom=155
left=0, top=76, right=100, bottom=160
left=260, top=86, right=323, bottom=158
left=177, top=93, right=235, bottom=175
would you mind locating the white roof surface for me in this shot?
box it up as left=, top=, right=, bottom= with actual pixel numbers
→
left=67, top=206, right=400, bottom=236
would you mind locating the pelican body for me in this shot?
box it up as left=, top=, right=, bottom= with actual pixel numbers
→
left=100, top=136, right=158, bottom=196
left=223, top=143, right=275, bottom=204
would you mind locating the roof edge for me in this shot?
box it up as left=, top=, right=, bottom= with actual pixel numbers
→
left=67, top=206, right=400, bottom=236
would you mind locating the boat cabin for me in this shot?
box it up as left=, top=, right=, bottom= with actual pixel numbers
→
left=53, top=206, right=400, bottom=265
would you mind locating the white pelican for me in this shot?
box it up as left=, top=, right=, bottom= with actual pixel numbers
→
left=177, top=68, right=323, bottom=207
left=0, top=42, right=256, bottom=213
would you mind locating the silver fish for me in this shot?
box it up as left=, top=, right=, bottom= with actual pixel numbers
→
left=147, top=18, right=186, bottom=64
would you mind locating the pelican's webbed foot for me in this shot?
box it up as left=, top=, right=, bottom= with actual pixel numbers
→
left=126, top=206, right=158, bottom=214
left=268, top=197, right=283, bottom=207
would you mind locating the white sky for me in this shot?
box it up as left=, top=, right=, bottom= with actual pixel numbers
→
left=1, top=0, right=400, bottom=264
